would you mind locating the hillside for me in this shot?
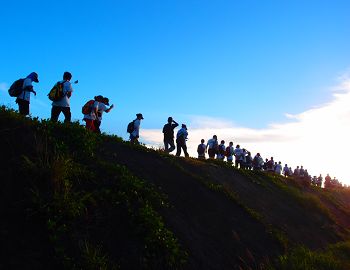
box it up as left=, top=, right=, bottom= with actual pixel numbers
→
left=0, top=106, right=350, bottom=270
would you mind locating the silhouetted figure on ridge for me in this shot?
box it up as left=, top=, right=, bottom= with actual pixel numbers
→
left=95, top=97, right=114, bottom=133
left=226, top=142, right=234, bottom=164
left=15, top=72, right=39, bottom=116
left=51, top=71, right=74, bottom=123
left=176, top=124, right=189, bottom=157
left=206, top=135, right=218, bottom=159
left=217, top=140, right=226, bottom=161
left=129, top=113, right=144, bottom=144
left=162, top=117, right=178, bottom=153
left=197, top=139, right=206, bottom=159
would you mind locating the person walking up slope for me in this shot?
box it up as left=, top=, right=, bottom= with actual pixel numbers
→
left=95, top=97, right=114, bottom=133
left=128, top=113, right=144, bottom=144
left=176, top=124, right=189, bottom=157
left=225, top=142, right=234, bottom=164
left=162, top=117, right=179, bottom=153
left=15, top=72, right=39, bottom=116
left=197, top=139, right=206, bottom=159
left=206, top=135, right=218, bottom=159
left=51, top=72, right=74, bottom=123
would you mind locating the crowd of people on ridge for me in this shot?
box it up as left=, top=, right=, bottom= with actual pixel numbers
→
left=8, top=72, right=348, bottom=189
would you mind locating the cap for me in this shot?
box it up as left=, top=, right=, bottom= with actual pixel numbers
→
left=136, top=113, right=144, bottom=119
left=102, top=97, right=110, bottom=106
left=94, top=95, right=103, bottom=101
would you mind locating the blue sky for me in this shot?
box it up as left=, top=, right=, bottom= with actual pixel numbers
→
left=1, top=1, right=350, bottom=183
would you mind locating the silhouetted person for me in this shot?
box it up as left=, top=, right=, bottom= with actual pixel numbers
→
left=197, top=139, right=206, bottom=159
left=162, top=117, right=178, bottom=153
left=95, top=97, right=114, bottom=133
left=15, top=72, right=38, bottom=115
left=226, top=142, right=234, bottom=164
left=176, top=124, right=189, bottom=157
left=234, top=145, right=244, bottom=168
left=51, top=71, right=73, bottom=123
left=217, top=140, right=226, bottom=160
left=206, top=135, right=218, bottom=159
left=130, top=113, right=144, bottom=144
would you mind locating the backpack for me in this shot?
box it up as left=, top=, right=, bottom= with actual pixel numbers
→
left=8, top=78, right=25, bottom=97
left=127, top=120, right=135, bottom=133
left=82, top=100, right=95, bottom=115
left=197, top=144, right=205, bottom=155
left=225, top=146, right=231, bottom=157
left=48, top=81, right=65, bottom=101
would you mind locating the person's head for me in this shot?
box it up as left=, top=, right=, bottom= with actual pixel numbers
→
left=94, top=95, right=103, bottom=102
left=271, top=157, right=274, bottom=160
left=297, top=166, right=299, bottom=168
left=285, top=164, right=288, bottom=167
left=201, top=139, right=205, bottom=143
left=301, top=165, right=303, bottom=168
left=63, top=71, right=72, bottom=81
left=221, top=140, right=225, bottom=144
left=279, top=161, right=281, bottom=164
left=168, top=117, right=173, bottom=123
left=213, top=135, right=217, bottom=140
left=182, top=124, right=187, bottom=130
left=27, top=72, right=39, bottom=83
left=102, top=97, right=110, bottom=105
left=229, top=141, right=233, bottom=146
left=257, top=153, right=260, bottom=156
left=136, top=113, right=144, bottom=120
left=236, top=144, right=240, bottom=148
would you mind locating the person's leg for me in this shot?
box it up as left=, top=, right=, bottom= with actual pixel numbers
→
left=168, top=139, right=175, bottom=152
left=62, top=107, right=71, bottom=123
left=51, top=106, right=61, bottom=122
left=175, top=142, right=181, bottom=156
left=94, top=120, right=101, bottom=133
left=164, top=139, right=169, bottom=152
left=17, top=99, right=29, bottom=116
left=85, top=119, right=95, bottom=131
left=183, top=144, right=189, bottom=157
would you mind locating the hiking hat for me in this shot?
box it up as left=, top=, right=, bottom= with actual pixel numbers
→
left=136, top=113, right=144, bottom=119
left=28, top=72, right=39, bottom=83
left=182, top=124, right=187, bottom=130
left=94, top=95, right=103, bottom=101
left=102, top=97, right=110, bottom=105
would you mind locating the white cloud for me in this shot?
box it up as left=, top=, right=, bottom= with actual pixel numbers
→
left=141, top=77, right=350, bottom=186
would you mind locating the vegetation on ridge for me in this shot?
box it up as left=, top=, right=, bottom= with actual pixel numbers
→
left=0, top=106, right=350, bottom=269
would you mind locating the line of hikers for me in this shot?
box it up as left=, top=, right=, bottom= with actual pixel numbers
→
left=8, top=75, right=345, bottom=188
left=8, top=72, right=118, bottom=134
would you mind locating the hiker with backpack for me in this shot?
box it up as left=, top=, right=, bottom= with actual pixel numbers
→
left=50, top=72, right=74, bottom=123
left=162, top=117, right=179, bottom=153
left=244, top=151, right=253, bottom=170
left=128, top=113, right=144, bottom=144
left=225, top=142, right=234, bottom=164
left=11, top=72, right=39, bottom=116
left=175, top=124, right=189, bottom=157
left=206, top=135, right=218, bottom=159
left=217, top=140, right=226, bottom=160
left=274, top=161, right=282, bottom=175
left=283, top=164, right=290, bottom=177
left=234, top=144, right=244, bottom=168
left=94, top=97, right=114, bottom=133
left=197, top=139, right=206, bottom=159
left=253, top=153, right=264, bottom=171
left=82, top=95, right=103, bottom=132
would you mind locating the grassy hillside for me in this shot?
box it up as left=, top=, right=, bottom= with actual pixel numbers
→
left=0, top=107, right=349, bottom=270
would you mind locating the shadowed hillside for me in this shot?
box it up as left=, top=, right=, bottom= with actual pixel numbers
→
left=0, top=107, right=349, bottom=270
